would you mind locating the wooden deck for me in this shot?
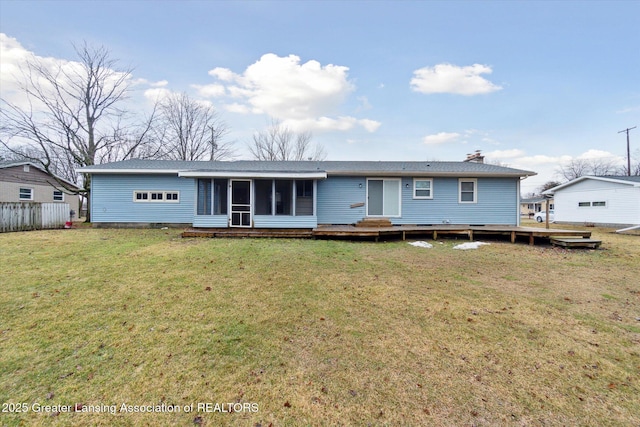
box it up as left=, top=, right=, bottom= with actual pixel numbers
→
left=182, top=224, right=592, bottom=245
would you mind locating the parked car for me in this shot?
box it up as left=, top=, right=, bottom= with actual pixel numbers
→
left=534, top=210, right=554, bottom=223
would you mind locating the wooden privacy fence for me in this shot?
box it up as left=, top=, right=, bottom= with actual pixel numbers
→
left=1, top=202, right=70, bottom=233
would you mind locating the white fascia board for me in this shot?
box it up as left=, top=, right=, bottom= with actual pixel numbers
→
left=543, top=176, right=640, bottom=195
left=79, top=168, right=183, bottom=174
left=328, top=171, right=535, bottom=178
left=179, top=171, right=328, bottom=179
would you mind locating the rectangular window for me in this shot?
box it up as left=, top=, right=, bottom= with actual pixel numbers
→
left=413, top=179, right=433, bottom=199
left=254, top=179, right=273, bottom=215
left=295, top=180, right=314, bottom=215
left=197, top=179, right=212, bottom=215
left=134, top=191, right=179, bottom=203
left=19, top=187, right=33, bottom=200
left=275, top=180, right=293, bottom=215
left=592, top=201, right=606, bottom=207
left=53, top=190, right=64, bottom=201
left=459, top=179, right=477, bottom=203
left=578, top=202, right=591, bottom=207
left=213, top=179, right=228, bottom=215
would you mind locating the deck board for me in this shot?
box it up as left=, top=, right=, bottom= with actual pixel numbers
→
left=182, top=224, right=593, bottom=245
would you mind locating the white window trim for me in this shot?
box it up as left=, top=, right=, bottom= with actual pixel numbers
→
left=366, top=178, right=402, bottom=218
left=53, top=190, right=65, bottom=202
left=413, top=178, right=433, bottom=200
left=458, top=178, right=477, bottom=204
left=133, top=190, right=180, bottom=203
left=19, top=187, right=33, bottom=201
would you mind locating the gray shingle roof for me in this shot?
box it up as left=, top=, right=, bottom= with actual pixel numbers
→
left=80, top=159, right=536, bottom=177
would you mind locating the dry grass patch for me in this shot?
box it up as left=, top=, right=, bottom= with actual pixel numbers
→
left=0, top=227, right=638, bottom=426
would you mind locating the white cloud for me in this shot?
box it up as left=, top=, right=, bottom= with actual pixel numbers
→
left=143, top=87, right=171, bottom=101
left=577, top=149, right=624, bottom=162
left=358, top=118, right=382, bottom=133
left=192, top=83, right=225, bottom=97
left=410, top=63, right=502, bottom=95
left=201, top=53, right=378, bottom=133
left=422, top=132, right=461, bottom=145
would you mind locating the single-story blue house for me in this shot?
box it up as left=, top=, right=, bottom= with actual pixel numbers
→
left=79, top=159, right=536, bottom=228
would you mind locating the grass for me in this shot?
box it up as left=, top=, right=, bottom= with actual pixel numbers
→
left=1, top=225, right=639, bottom=426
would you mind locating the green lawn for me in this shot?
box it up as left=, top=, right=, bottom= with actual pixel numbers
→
left=1, top=227, right=639, bottom=426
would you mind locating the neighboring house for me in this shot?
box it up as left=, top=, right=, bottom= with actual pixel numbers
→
left=80, top=159, right=535, bottom=228
left=0, top=161, right=81, bottom=216
left=543, top=175, right=640, bottom=227
left=520, top=196, right=553, bottom=217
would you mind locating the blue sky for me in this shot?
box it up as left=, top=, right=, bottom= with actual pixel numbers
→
left=1, top=0, right=639, bottom=193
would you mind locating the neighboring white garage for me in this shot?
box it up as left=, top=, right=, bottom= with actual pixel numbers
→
left=543, top=176, right=640, bottom=227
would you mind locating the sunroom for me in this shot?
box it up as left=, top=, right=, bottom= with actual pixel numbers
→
left=179, top=170, right=327, bottom=228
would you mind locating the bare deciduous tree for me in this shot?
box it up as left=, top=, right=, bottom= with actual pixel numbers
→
left=555, top=157, right=621, bottom=181
left=0, top=42, right=156, bottom=221
left=154, top=92, right=233, bottom=161
left=248, top=120, right=326, bottom=161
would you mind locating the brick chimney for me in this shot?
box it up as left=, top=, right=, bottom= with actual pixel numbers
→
left=464, top=150, right=484, bottom=163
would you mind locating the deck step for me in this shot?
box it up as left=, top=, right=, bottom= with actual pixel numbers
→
left=550, top=237, right=602, bottom=249
left=355, top=218, right=392, bottom=228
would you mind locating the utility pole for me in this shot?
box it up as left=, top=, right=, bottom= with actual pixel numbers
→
left=618, top=126, right=636, bottom=176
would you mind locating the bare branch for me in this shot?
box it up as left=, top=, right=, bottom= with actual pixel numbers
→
left=248, top=119, right=326, bottom=161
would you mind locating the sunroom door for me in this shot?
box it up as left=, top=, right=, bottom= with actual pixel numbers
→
left=367, top=179, right=400, bottom=217
left=230, top=180, right=251, bottom=227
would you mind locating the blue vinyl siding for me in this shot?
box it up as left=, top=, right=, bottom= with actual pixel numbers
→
left=91, top=173, right=519, bottom=226
left=398, top=177, right=518, bottom=225
left=317, top=177, right=366, bottom=224
left=91, top=174, right=194, bottom=223
left=193, top=215, right=228, bottom=228
left=254, top=215, right=317, bottom=228
left=317, top=176, right=518, bottom=225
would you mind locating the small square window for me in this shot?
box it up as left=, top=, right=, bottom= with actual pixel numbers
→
left=135, top=192, right=149, bottom=201
left=592, top=201, right=606, bottom=207
left=19, top=188, right=33, bottom=200
left=413, top=179, right=433, bottom=199
left=151, top=192, right=164, bottom=200
left=53, top=190, right=64, bottom=201
left=578, top=202, right=590, bottom=207
left=166, top=192, right=179, bottom=201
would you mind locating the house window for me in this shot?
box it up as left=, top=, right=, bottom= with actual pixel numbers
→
left=367, top=178, right=401, bottom=217
left=578, top=202, right=591, bottom=207
left=23, top=165, right=30, bottom=172
left=592, top=201, right=606, bottom=207
left=295, top=180, right=314, bottom=216
left=213, top=179, right=227, bottom=215
left=413, top=179, right=433, bottom=199
left=53, top=190, right=64, bottom=201
left=134, top=191, right=179, bottom=203
left=197, top=179, right=227, bottom=215
left=459, top=179, right=477, bottom=203
left=275, top=180, right=293, bottom=215
left=19, top=188, right=33, bottom=200
left=254, top=179, right=273, bottom=215
left=197, top=179, right=212, bottom=215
